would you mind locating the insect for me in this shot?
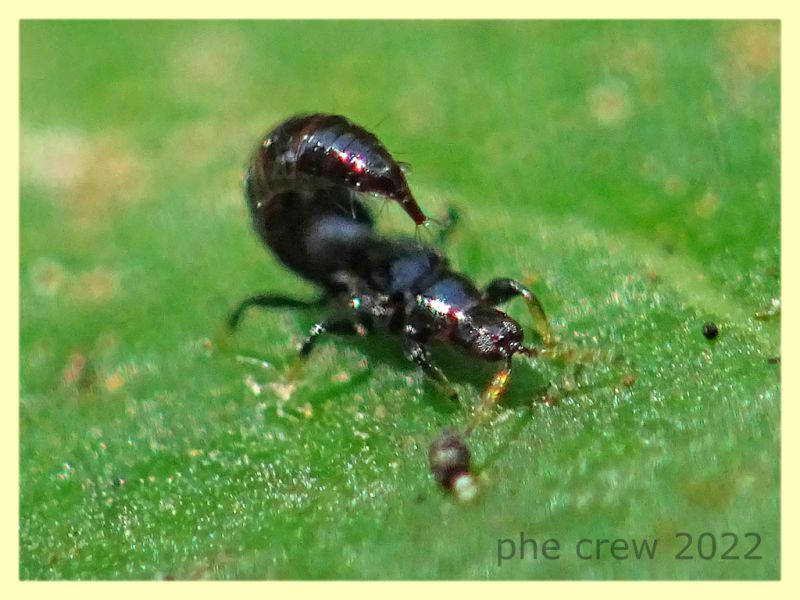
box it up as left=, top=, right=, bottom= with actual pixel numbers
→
left=229, top=114, right=553, bottom=500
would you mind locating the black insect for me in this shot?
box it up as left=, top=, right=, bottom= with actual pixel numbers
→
left=229, top=114, right=553, bottom=500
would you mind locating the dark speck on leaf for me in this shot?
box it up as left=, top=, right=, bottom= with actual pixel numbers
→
left=702, top=322, right=719, bottom=340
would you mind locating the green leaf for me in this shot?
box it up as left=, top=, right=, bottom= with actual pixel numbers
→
left=20, top=20, right=779, bottom=579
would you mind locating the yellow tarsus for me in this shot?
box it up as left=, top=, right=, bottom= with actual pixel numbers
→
left=466, top=367, right=512, bottom=436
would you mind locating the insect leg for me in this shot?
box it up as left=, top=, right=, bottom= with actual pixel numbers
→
left=464, top=359, right=514, bottom=436
left=403, top=335, right=459, bottom=402
left=299, top=319, right=370, bottom=358
left=429, top=358, right=514, bottom=500
left=228, top=294, right=327, bottom=330
left=482, top=278, right=552, bottom=346
left=282, top=318, right=371, bottom=383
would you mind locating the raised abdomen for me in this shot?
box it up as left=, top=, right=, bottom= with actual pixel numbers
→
left=247, top=114, right=428, bottom=226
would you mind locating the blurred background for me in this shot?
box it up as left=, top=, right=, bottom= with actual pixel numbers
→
left=20, top=21, right=779, bottom=579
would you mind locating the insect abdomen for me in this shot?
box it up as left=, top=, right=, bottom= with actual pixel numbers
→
left=248, top=113, right=428, bottom=226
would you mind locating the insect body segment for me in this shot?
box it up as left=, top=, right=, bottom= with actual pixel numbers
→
left=248, top=113, right=429, bottom=227
left=231, top=114, right=553, bottom=500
